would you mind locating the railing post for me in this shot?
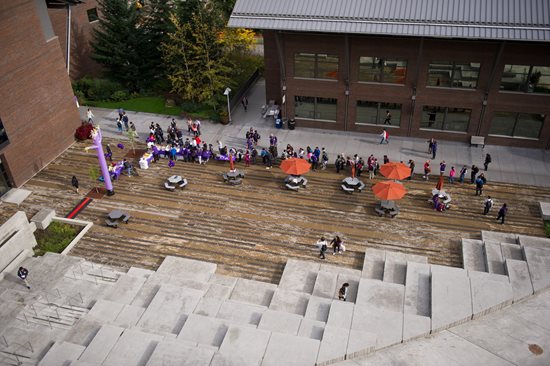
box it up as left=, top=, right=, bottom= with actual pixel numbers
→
left=1, top=335, right=8, bottom=347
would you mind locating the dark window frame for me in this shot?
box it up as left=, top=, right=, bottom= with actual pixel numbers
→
left=294, top=95, right=338, bottom=121
left=427, top=61, right=480, bottom=89
left=87, top=8, right=99, bottom=22
left=294, top=53, right=339, bottom=80
left=0, top=118, right=9, bottom=150
left=420, top=105, right=471, bottom=132
left=489, top=111, right=545, bottom=139
left=355, top=100, right=402, bottom=126
left=358, top=56, right=408, bottom=84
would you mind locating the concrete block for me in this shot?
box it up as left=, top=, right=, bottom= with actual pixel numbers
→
left=461, top=239, right=486, bottom=272
left=208, top=274, right=238, bottom=288
left=103, top=274, right=147, bottom=304
left=137, top=284, right=203, bottom=334
left=269, top=288, right=310, bottom=315
left=326, top=300, right=354, bottom=329
left=216, top=300, right=266, bottom=326
left=126, top=267, right=155, bottom=278
left=1, top=189, right=32, bottom=204
left=385, top=251, right=428, bottom=263
left=430, top=264, right=468, bottom=277
left=540, top=201, right=550, bottom=220
left=113, top=304, right=145, bottom=328
left=156, top=256, right=216, bottom=282
left=102, top=329, right=163, bottom=366
left=85, top=299, right=124, bottom=323
left=346, top=329, right=377, bottom=359
left=470, top=276, right=513, bottom=318
left=145, top=338, right=215, bottom=366
left=351, top=305, right=403, bottom=349
left=356, top=278, right=404, bottom=313
left=278, top=259, right=320, bottom=294
left=484, top=241, right=506, bottom=275
left=336, top=274, right=360, bottom=304
left=316, top=325, right=349, bottom=365
left=79, top=325, right=124, bottom=364
left=518, top=234, right=550, bottom=249
left=523, top=246, right=550, bottom=291
left=258, top=309, right=303, bottom=335
left=63, top=319, right=102, bottom=347
left=70, top=361, right=100, bottom=366
left=194, top=297, right=223, bottom=317
left=312, top=271, right=338, bottom=299
left=500, top=243, right=524, bottom=261
left=467, top=270, right=508, bottom=282
left=38, top=341, right=85, bottom=366
left=382, top=260, right=407, bottom=285
left=304, top=296, right=331, bottom=322
left=504, top=259, right=534, bottom=301
left=361, top=248, right=385, bottom=280
left=213, top=325, right=271, bottom=366
left=481, top=230, right=518, bottom=244
left=178, top=314, right=230, bottom=347
left=403, top=313, right=431, bottom=340
left=204, top=283, right=233, bottom=301
left=31, top=208, right=56, bottom=230
left=298, top=318, right=325, bottom=340
left=261, top=332, right=319, bottom=366
left=229, top=278, right=277, bottom=306
left=431, top=269, right=472, bottom=332
left=404, top=262, right=431, bottom=317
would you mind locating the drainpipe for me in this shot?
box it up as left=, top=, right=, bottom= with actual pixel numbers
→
left=66, top=3, right=71, bottom=75
left=274, top=32, right=286, bottom=108
left=477, top=41, right=506, bottom=136
left=407, top=38, right=424, bottom=136
left=343, top=35, right=350, bottom=131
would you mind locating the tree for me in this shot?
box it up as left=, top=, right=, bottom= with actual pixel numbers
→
left=127, top=129, right=137, bottom=154
left=91, top=0, right=155, bottom=91
left=88, top=166, right=100, bottom=193
left=141, top=0, right=175, bottom=79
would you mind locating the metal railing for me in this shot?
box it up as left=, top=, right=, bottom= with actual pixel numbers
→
left=0, top=336, right=34, bottom=366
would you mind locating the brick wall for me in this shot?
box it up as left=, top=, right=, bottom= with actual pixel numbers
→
left=0, top=0, right=81, bottom=187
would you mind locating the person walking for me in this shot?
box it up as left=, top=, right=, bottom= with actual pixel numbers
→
left=427, top=138, right=435, bottom=155
left=317, top=237, right=328, bottom=260
left=459, top=165, right=467, bottom=183
left=449, top=166, right=456, bottom=183
left=423, top=160, right=431, bottom=181
left=379, top=129, right=389, bottom=144
left=484, top=153, right=492, bottom=171
left=431, top=140, right=438, bottom=159
left=331, top=235, right=343, bottom=255
left=496, top=203, right=508, bottom=224
left=338, top=283, right=349, bottom=301
left=470, top=165, right=479, bottom=183
left=475, top=175, right=485, bottom=196
left=86, top=108, right=94, bottom=123
left=122, top=112, right=129, bottom=131
left=241, top=96, right=249, bottom=111
left=384, top=110, right=392, bottom=125
left=408, top=160, right=415, bottom=180
left=106, top=144, right=113, bottom=162
left=17, top=266, right=30, bottom=289
left=484, top=196, right=494, bottom=215
left=71, top=175, right=79, bottom=194
left=439, top=161, right=446, bottom=176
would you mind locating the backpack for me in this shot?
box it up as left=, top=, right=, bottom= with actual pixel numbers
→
left=339, top=287, right=346, bottom=295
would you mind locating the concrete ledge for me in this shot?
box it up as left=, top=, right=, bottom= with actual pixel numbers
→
left=431, top=268, right=472, bottom=333
left=504, top=259, right=534, bottom=301
left=262, top=332, right=320, bottom=366
left=469, top=275, right=513, bottom=319
left=57, top=217, right=94, bottom=255
left=540, top=202, right=550, bottom=221
left=31, top=208, right=56, bottom=230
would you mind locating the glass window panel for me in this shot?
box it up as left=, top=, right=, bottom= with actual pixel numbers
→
left=294, top=53, right=315, bottom=78
left=444, top=107, right=470, bottom=132
left=500, top=64, right=530, bottom=92
left=489, top=112, right=516, bottom=136
left=428, top=62, right=479, bottom=89
left=356, top=101, right=379, bottom=124
left=294, top=96, right=315, bottom=119
left=316, top=54, right=339, bottom=79
left=359, top=57, right=407, bottom=84
left=453, top=63, right=479, bottom=88
left=316, top=97, right=337, bottom=120
left=87, top=8, right=99, bottom=22
left=531, top=66, right=550, bottom=94
left=514, top=113, right=544, bottom=138
left=382, top=60, right=407, bottom=84
left=0, top=118, right=8, bottom=147
left=420, top=106, right=445, bottom=129
left=358, top=57, right=382, bottom=82
left=427, top=62, right=453, bottom=87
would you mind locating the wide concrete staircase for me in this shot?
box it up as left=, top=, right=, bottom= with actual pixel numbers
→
left=1, top=232, right=549, bottom=366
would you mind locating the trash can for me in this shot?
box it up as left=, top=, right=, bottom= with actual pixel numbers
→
left=275, top=118, right=282, bottom=129
left=288, top=118, right=296, bottom=130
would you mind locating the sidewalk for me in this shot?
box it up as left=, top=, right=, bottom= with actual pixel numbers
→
left=81, top=79, right=550, bottom=188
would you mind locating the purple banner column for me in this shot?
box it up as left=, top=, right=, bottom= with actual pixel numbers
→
left=91, top=127, right=114, bottom=195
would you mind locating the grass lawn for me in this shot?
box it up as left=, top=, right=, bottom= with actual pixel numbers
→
left=89, top=96, right=212, bottom=119
left=34, top=221, right=82, bottom=256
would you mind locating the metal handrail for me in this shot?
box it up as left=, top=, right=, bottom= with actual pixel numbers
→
left=0, top=339, right=34, bottom=365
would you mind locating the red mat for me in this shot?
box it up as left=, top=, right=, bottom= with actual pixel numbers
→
left=66, top=197, right=93, bottom=219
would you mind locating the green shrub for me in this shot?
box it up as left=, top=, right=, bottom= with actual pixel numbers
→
left=208, top=110, right=221, bottom=122
left=545, top=221, right=550, bottom=238
left=110, top=90, right=128, bottom=102
left=34, top=221, right=81, bottom=256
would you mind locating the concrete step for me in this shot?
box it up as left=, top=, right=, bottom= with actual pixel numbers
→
left=102, top=329, right=163, bottom=366
left=356, top=279, right=405, bottom=313
left=403, top=262, right=431, bottom=340
left=103, top=274, right=147, bottom=305
left=361, top=248, right=385, bottom=280
left=383, top=252, right=428, bottom=285
left=131, top=273, right=209, bottom=308
left=430, top=267, right=472, bottom=333
left=504, top=259, right=534, bottom=301
left=483, top=241, right=506, bottom=275
left=17, top=302, right=87, bottom=329
left=216, top=300, right=266, bottom=326
left=37, top=341, right=85, bottom=366
left=212, top=325, right=270, bottom=366
left=312, top=271, right=338, bottom=299
left=85, top=300, right=124, bottom=323
left=316, top=325, right=349, bottom=365
left=178, top=314, right=230, bottom=348
left=65, top=261, right=122, bottom=285
left=126, top=267, right=154, bottom=279
left=469, top=272, right=513, bottom=318
left=351, top=304, right=403, bottom=350
left=269, top=288, right=310, bottom=316
left=278, top=259, right=320, bottom=294
left=481, top=230, right=518, bottom=244
left=523, top=246, right=550, bottom=292
left=304, top=296, right=331, bottom=323
left=258, top=309, right=303, bottom=335
left=155, top=256, right=216, bottom=283
left=112, top=304, right=145, bottom=328
left=78, top=325, right=124, bottom=364
left=517, top=234, right=550, bottom=249
left=145, top=338, right=215, bottom=366
left=228, top=278, right=277, bottom=307
left=500, top=243, right=524, bottom=261
left=262, top=332, right=320, bottom=366
left=461, top=239, right=486, bottom=272
left=136, top=284, right=203, bottom=334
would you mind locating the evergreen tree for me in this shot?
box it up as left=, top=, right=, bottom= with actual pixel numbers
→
left=91, top=0, right=153, bottom=92
left=141, top=0, right=175, bottom=79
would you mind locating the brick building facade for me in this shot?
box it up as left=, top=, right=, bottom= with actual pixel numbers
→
left=0, top=0, right=81, bottom=194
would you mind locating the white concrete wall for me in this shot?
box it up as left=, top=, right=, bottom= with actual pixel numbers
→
left=0, top=211, right=36, bottom=273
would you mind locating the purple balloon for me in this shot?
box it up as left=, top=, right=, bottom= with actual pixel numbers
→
left=168, top=160, right=175, bottom=168
left=117, top=143, right=124, bottom=149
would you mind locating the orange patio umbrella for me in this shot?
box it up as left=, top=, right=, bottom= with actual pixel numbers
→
left=379, top=162, right=411, bottom=180
left=280, top=158, right=311, bottom=176
left=372, top=181, right=407, bottom=200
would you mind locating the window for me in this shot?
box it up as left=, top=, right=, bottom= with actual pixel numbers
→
left=294, top=96, right=337, bottom=121
left=420, top=106, right=471, bottom=132
left=489, top=112, right=545, bottom=139
left=427, top=62, right=480, bottom=89
left=358, top=57, right=407, bottom=84
left=500, top=65, right=550, bottom=94
left=294, top=53, right=339, bottom=80
left=0, top=118, right=8, bottom=149
left=356, top=101, right=402, bottom=126
left=87, top=8, right=99, bottom=22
